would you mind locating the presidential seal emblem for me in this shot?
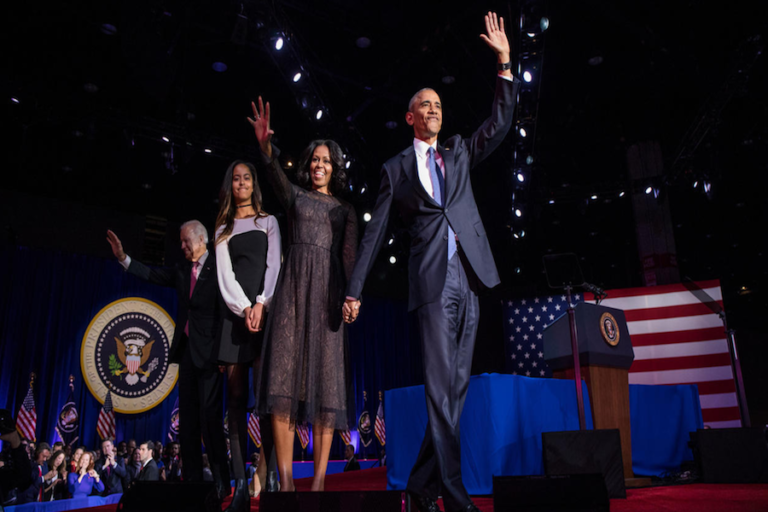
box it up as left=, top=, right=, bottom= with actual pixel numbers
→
left=599, top=312, right=620, bottom=347
left=81, top=298, right=177, bottom=414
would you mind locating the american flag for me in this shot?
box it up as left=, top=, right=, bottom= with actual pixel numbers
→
left=296, top=422, right=310, bottom=450
left=16, top=382, right=37, bottom=441
left=503, top=279, right=740, bottom=428
left=97, top=390, right=116, bottom=440
left=248, top=413, right=261, bottom=448
left=339, top=428, right=351, bottom=446
left=374, top=401, right=386, bottom=446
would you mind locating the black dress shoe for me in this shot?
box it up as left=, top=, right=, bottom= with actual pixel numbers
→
left=455, top=503, right=480, bottom=512
left=409, top=492, right=441, bottom=512
left=264, top=470, right=279, bottom=492
left=223, top=478, right=249, bottom=512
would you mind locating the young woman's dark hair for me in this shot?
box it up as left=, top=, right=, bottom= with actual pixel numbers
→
left=215, top=160, right=268, bottom=245
left=295, top=139, right=348, bottom=196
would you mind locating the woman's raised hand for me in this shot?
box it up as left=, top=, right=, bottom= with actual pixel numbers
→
left=248, top=96, right=274, bottom=157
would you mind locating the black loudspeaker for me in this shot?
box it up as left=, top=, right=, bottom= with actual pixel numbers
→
left=493, top=474, right=608, bottom=512
left=542, top=429, right=626, bottom=499
left=690, top=428, right=768, bottom=483
left=260, top=490, right=408, bottom=512
left=117, top=481, right=219, bottom=512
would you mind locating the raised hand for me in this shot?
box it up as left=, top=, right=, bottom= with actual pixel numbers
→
left=479, top=11, right=510, bottom=63
left=106, top=230, right=127, bottom=261
left=247, top=97, right=274, bottom=157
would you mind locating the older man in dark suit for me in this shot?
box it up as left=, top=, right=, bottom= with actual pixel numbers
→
left=107, top=221, right=230, bottom=498
left=344, top=12, right=519, bottom=512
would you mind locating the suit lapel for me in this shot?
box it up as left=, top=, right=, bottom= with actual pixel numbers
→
left=190, top=255, right=213, bottom=300
left=401, top=146, right=440, bottom=207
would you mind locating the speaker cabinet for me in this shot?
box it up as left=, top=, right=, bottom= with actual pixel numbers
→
left=260, top=490, right=408, bottom=512
left=117, top=481, right=219, bottom=512
left=543, top=429, right=626, bottom=499
left=690, top=428, right=768, bottom=483
left=493, top=474, right=608, bottom=512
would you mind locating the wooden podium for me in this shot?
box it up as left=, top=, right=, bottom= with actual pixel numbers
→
left=543, top=302, right=639, bottom=482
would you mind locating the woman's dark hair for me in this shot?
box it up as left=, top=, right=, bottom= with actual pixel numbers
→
left=50, top=450, right=66, bottom=473
left=215, top=160, right=267, bottom=245
left=295, top=139, right=348, bottom=196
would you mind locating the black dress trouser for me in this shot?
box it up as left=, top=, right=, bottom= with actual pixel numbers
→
left=178, top=342, right=230, bottom=486
left=407, top=249, right=480, bottom=512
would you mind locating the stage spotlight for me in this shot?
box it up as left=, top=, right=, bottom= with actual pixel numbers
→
left=525, top=155, right=534, bottom=165
left=693, top=181, right=699, bottom=188
left=514, top=267, right=522, bottom=274
left=653, top=188, right=660, bottom=198
left=513, top=232, right=519, bottom=239
left=645, top=186, right=653, bottom=194
left=162, top=136, right=170, bottom=143
left=619, top=191, right=625, bottom=197
left=204, top=148, right=212, bottom=154
left=293, top=72, right=302, bottom=82
left=388, top=237, right=394, bottom=245
left=389, top=256, right=397, bottom=264
left=286, top=161, right=293, bottom=167
left=316, top=109, right=323, bottom=120
left=345, top=161, right=351, bottom=169
left=520, top=230, right=526, bottom=238
left=548, top=199, right=555, bottom=204
left=516, top=173, right=525, bottom=183
left=523, top=71, right=532, bottom=82
left=360, top=186, right=366, bottom=194
left=703, top=181, right=711, bottom=193
left=515, top=208, right=522, bottom=218
left=212, top=62, right=227, bottom=72
left=275, top=37, right=284, bottom=50
left=519, top=127, right=527, bottom=138
left=363, top=212, right=372, bottom=222
left=540, top=17, right=550, bottom=32
left=10, top=97, right=19, bottom=104
left=590, top=194, right=598, bottom=200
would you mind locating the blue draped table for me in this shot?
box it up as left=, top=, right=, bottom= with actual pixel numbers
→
left=385, top=373, right=703, bottom=494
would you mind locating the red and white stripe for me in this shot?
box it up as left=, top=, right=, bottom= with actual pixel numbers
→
left=16, top=387, right=37, bottom=441
left=339, top=428, right=351, bottom=446
left=592, top=279, right=740, bottom=428
left=374, top=402, right=386, bottom=446
left=97, top=392, right=116, bottom=440
left=247, top=413, right=261, bottom=448
left=296, top=423, right=310, bottom=450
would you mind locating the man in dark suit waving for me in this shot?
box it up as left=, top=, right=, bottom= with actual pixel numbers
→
left=344, top=12, right=519, bottom=512
left=107, top=222, right=230, bottom=498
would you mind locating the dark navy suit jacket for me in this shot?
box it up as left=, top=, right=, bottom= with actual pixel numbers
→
left=347, top=76, right=520, bottom=310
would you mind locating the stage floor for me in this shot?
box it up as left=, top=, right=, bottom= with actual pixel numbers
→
left=69, top=467, right=768, bottom=512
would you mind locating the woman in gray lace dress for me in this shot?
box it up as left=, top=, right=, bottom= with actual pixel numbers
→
left=249, top=97, right=357, bottom=492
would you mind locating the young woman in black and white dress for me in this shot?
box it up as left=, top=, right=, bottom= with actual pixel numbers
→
left=214, top=160, right=281, bottom=511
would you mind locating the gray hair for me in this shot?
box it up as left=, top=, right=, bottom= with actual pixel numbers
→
left=180, top=220, right=209, bottom=244
left=408, top=88, right=437, bottom=112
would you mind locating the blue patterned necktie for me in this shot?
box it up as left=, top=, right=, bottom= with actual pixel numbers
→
left=427, top=147, right=456, bottom=261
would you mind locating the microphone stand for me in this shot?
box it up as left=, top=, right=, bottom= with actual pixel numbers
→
left=565, top=285, right=587, bottom=431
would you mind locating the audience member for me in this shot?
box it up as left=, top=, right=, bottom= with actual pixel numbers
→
left=126, top=448, right=142, bottom=482
left=67, top=451, right=104, bottom=498
left=164, top=441, right=182, bottom=481
left=20, top=442, right=51, bottom=503
left=136, top=441, right=160, bottom=481
left=343, top=445, right=361, bottom=472
left=202, top=453, right=214, bottom=482
left=96, top=438, right=127, bottom=496
left=44, top=450, right=68, bottom=500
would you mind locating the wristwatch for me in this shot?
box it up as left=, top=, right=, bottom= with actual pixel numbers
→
left=497, top=61, right=513, bottom=72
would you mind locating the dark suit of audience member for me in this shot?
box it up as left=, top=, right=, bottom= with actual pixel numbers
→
left=96, top=455, right=127, bottom=495
left=343, top=445, right=361, bottom=472
left=108, top=225, right=230, bottom=493
left=20, top=459, right=49, bottom=504
left=0, top=430, right=32, bottom=506
left=136, top=459, right=160, bottom=482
